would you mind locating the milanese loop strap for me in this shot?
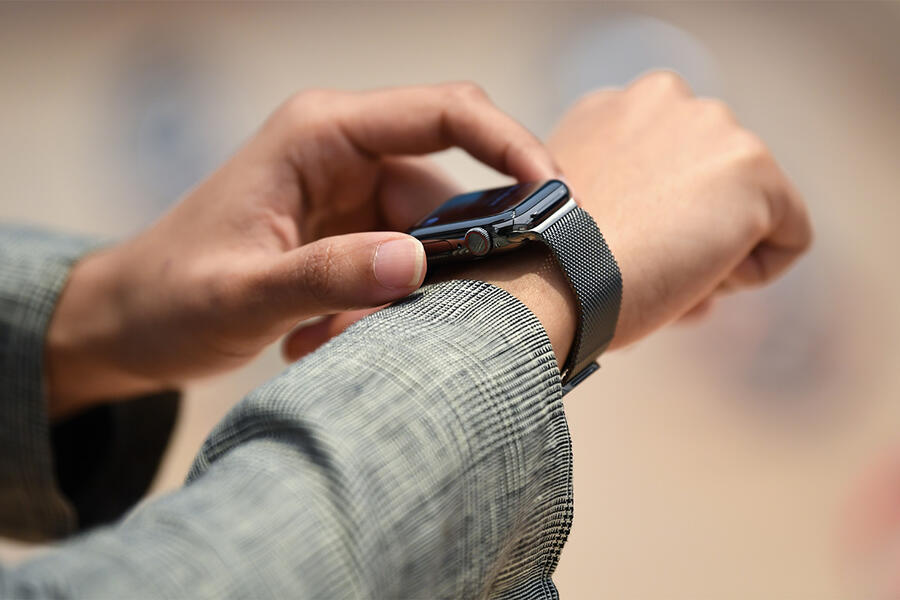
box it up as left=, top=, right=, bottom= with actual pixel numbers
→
left=535, top=206, right=622, bottom=390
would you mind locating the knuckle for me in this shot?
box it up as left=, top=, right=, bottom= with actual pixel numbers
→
left=697, top=97, right=736, bottom=123
left=281, top=89, right=338, bottom=125
left=634, top=70, right=691, bottom=95
left=301, top=242, right=336, bottom=304
left=446, top=81, right=489, bottom=103
left=572, top=88, right=616, bottom=112
left=291, top=88, right=334, bottom=108
left=732, top=130, right=771, bottom=165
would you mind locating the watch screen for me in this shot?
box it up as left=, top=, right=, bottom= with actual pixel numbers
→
left=414, top=181, right=547, bottom=228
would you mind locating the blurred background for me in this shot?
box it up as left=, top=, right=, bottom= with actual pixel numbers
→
left=1, top=2, right=898, bottom=598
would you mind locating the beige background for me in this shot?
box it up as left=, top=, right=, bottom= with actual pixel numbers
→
left=1, top=2, right=899, bottom=598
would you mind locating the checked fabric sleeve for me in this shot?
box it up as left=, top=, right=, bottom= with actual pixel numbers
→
left=3, top=273, right=574, bottom=599
left=0, top=226, right=177, bottom=542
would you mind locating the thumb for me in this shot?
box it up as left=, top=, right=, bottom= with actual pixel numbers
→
left=262, top=232, right=426, bottom=321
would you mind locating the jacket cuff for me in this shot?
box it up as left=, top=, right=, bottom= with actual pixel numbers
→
left=0, top=227, right=177, bottom=541
left=190, top=279, right=572, bottom=597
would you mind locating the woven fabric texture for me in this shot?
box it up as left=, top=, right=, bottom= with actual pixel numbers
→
left=0, top=227, right=573, bottom=600
left=0, top=227, right=178, bottom=543
left=0, top=226, right=91, bottom=540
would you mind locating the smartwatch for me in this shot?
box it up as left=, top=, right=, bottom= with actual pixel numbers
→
left=407, top=179, right=622, bottom=394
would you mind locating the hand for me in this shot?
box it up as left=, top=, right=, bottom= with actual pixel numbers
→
left=284, top=72, right=812, bottom=365
left=46, top=83, right=558, bottom=417
left=548, top=71, right=812, bottom=349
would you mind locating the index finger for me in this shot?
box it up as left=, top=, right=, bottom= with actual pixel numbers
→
left=332, top=83, right=559, bottom=182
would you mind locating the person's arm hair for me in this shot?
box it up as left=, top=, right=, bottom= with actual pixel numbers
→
left=3, top=271, right=574, bottom=599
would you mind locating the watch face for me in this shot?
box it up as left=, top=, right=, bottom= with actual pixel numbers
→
left=413, top=181, right=548, bottom=229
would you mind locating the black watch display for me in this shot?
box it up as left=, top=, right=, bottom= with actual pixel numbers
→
left=407, top=180, right=622, bottom=394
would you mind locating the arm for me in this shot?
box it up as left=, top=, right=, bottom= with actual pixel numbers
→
left=285, top=72, right=812, bottom=361
left=1, top=73, right=812, bottom=597
left=43, top=84, right=558, bottom=418
left=2, top=84, right=572, bottom=595
left=3, top=276, right=573, bottom=599
left=0, top=227, right=177, bottom=541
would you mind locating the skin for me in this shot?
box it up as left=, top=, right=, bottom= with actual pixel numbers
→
left=45, top=83, right=559, bottom=418
left=549, top=72, right=811, bottom=347
left=45, top=73, right=812, bottom=420
left=282, top=72, right=812, bottom=364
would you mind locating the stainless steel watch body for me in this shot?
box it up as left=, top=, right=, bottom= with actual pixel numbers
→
left=408, top=180, right=622, bottom=393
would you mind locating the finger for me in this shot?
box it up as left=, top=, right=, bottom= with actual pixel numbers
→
left=282, top=316, right=334, bottom=362
left=282, top=308, right=380, bottom=362
left=256, top=232, right=425, bottom=323
left=626, top=70, right=694, bottom=98
left=678, top=297, right=715, bottom=323
left=334, top=83, right=559, bottom=181
left=376, top=156, right=465, bottom=230
left=729, top=167, right=813, bottom=288
left=727, top=242, right=799, bottom=288
left=760, top=174, right=813, bottom=277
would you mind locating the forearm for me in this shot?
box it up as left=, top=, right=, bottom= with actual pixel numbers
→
left=45, top=238, right=578, bottom=419
left=429, top=243, right=577, bottom=367
left=4, top=280, right=572, bottom=598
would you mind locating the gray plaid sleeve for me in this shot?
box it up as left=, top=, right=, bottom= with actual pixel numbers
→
left=2, top=279, right=573, bottom=599
left=0, top=226, right=178, bottom=542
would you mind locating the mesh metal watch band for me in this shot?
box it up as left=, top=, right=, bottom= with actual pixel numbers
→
left=534, top=206, right=622, bottom=391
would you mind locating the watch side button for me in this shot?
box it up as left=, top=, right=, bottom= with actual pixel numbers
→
left=464, top=227, right=491, bottom=256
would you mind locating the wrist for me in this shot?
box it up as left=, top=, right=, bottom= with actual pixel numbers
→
left=45, top=249, right=164, bottom=419
left=431, top=244, right=577, bottom=369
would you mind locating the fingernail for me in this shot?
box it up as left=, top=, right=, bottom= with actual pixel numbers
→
left=373, top=238, right=425, bottom=290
